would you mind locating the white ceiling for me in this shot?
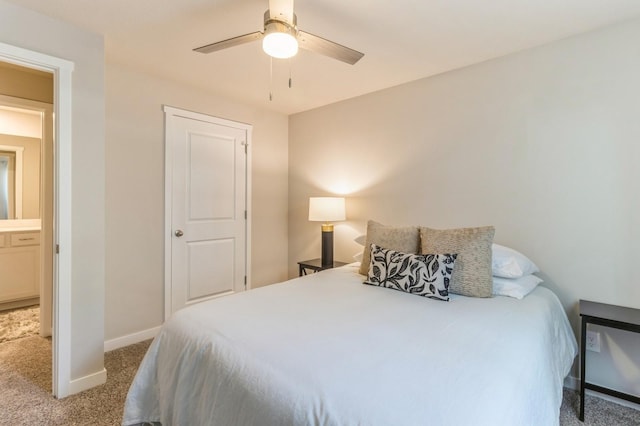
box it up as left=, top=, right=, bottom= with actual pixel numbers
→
left=6, top=0, right=640, bottom=114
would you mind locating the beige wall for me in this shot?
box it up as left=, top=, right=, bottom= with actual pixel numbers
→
left=0, top=0, right=106, bottom=383
left=0, top=108, right=41, bottom=138
left=0, top=61, right=53, bottom=104
left=104, top=62, right=289, bottom=341
left=289, top=19, right=640, bottom=396
left=0, top=133, right=40, bottom=218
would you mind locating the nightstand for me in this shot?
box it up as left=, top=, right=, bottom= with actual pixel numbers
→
left=579, top=300, right=640, bottom=421
left=297, top=258, right=348, bottom=276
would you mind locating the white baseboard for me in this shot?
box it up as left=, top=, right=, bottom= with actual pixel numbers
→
left=564, top=375, right=579, bottom=390
left=564, top=375, right=640, bottom=411
left=68, top=368, right=107, bottom=396
left=104, top=326, right=161, bottom=352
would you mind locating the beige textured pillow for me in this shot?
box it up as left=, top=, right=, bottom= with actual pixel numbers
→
left=358, top=220, right=420, bottom=275
left=420, top=226, right=495, bottom=297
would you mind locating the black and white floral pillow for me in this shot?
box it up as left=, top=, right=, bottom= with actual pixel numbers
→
left=364, top=244, right=457, bottom=301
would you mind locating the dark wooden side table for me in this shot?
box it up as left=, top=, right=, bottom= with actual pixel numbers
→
left=298, top=258, right=348, bottom=276
left=579, top=299, right=640, bottom=421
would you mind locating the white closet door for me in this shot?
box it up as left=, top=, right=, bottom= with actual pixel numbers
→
left=165, top=109, right=249, bottom=317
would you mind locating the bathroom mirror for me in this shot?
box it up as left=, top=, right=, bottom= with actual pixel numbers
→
left=0, top=146, right=22, bottom=220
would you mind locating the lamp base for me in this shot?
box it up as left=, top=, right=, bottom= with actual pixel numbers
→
left=321, top=228, right=334, bottom=267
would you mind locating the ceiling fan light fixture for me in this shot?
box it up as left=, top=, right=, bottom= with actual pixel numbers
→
left=194, top=5, right=364, bottom=65
left=262, top=21, right=298, bottom=59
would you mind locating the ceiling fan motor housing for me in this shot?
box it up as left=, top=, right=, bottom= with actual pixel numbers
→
left=263, top=10, right=298, bottom=36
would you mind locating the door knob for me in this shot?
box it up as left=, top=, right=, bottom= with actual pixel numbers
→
left=174, top=229, right=184, bottom=237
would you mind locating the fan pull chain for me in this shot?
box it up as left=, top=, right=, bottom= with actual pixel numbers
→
left=289, top=59, right=292, bottom=88
left=269, top=57, right=273, bottom=101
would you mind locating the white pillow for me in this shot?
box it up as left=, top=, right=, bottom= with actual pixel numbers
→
left=492, top=244, right=539, bottom=278
left=492, top=275, right=543, bottom=299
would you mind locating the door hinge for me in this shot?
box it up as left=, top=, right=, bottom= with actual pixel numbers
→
left=244, top=276, right=247, bottom=288
left=56, top=244, right=60, bottom=254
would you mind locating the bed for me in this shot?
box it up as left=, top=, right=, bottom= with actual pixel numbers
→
left=123, top=263, right=577, bottom=426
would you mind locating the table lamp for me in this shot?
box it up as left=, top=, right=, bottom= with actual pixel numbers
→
left=308, top=197, right=346, bottom=267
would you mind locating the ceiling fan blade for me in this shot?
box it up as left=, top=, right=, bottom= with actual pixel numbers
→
left=268, top=0, right=294, bottom=24
left=297, top=31, right=364, bottom=65
left=194, top=31, right=263, bottom=54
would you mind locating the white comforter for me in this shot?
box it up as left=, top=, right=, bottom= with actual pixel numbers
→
left=123, top=264, right=577, bottom=426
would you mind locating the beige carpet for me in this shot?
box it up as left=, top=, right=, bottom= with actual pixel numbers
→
left=0, top=336, right=151, bottom=425
left=0, top=335, right=638, bottom=425
left=561, top=388, right=640, bottom=425
left=0, top=305, right=40, bottom=343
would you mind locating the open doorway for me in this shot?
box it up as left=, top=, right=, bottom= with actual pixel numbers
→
left=0, top=62, right=54, bottom=390
left=0, top=40, right=74, bottom=398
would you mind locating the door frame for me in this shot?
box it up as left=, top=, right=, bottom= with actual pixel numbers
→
left=0, top=41, right=74, bottom=398
left=163, top=105, right=252, bottom=321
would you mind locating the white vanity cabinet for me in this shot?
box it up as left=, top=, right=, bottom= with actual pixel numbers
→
left=0, top=229, right=40, bottom=305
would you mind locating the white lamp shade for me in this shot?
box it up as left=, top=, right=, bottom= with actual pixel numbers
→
left=262, top=30, right=298, bottom=59
left=308, top=197, right=346, bottom=222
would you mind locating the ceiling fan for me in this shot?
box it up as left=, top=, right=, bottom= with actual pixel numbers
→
left=193, top=0, right=364, bottom=65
